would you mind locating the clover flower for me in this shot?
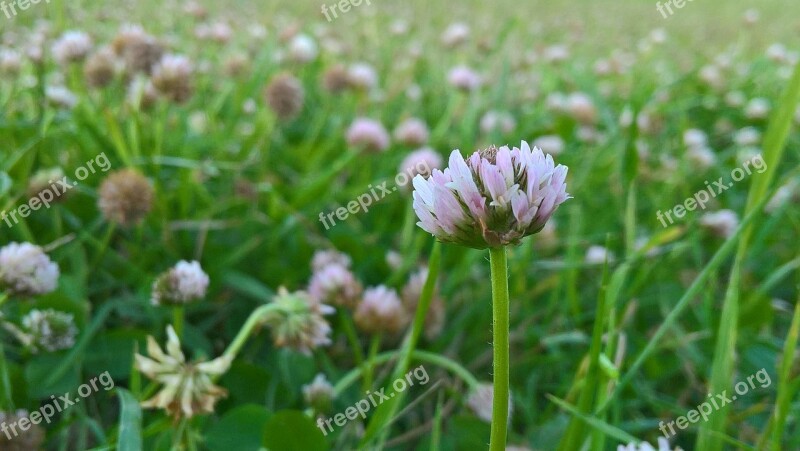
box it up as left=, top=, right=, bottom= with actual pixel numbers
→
left=401, top=267, right=445, bottom=339
left=0, top=410, right=45, bottom=450
left=354, top=286, right=408, bottom=335
left=51, top=30, right=92, bottom=65
left=151, top=54, right=194, bottom=103
left=618, top=438, right=684, bottom=451
left=307, top=262, right=362, bottom=309
left=0, top=242, right=59, bottom=296
left=265, top=73, right=305, bottom=120
left=17, top=309, right=78, bottom=352
left=447, top=65, right=481, bottom=91
left=151, top=260, right=210, bottom=305
left=700, top=209, right=739, bottom=238
left=262, top=288, right=334, bottom=355
left=394, top=118, right=430, bottom=147
left=311, top=249, right=352, bottom=272
left=84, top=47, right=117, bottom=88
left=346, top=118, right=390, bottom=152
left=98, top=169, right=154, bottom=226
left=303, top=373, right=335, bottom=412
left=412, top=141, right=570, bottom=249
left=135, top=325, right=232, bottom=419
left=399, top=148, right=442, bottom=181
left=532, top=135, right=565, bottom=157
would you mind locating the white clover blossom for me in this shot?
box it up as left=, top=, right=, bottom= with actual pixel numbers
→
left=51, top=30, right=92, bottom=65
left=0, top=242, right=60, bottom=296
left=618, top=437, right=684, bottom=451
left=412, top=141, right=570, bottom=249
left=354, top=285, right=408, bottom=335
left=263, top=288, right=334, bottom=355
left=151, top=260, right=209, bottom=305
left=19, top=309, right=78, bottom=352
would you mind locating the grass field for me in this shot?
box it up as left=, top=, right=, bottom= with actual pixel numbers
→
left=0, top=0, right=799, bottom=450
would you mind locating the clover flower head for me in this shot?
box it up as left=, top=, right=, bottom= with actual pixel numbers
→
left=151, top=260, right=210, bottom=305
left=20, top=309, right=77, bottom=352
left=399, top=148, right=442, bottom=181
left=302, top=373, right=334, bottom=412
left=263, top=288, right=334, bottom=355
left=466, top=383, right=512, bottom=424
left=308, top=263, right=362, bottom=309
left=346, top=118, right=390, bottom=152
left=394, top=117, right=430, bottom=147
left=135, top=325, right=232, bottom=419
left=0, top=242, right=59, bottom=296
left=51, top=30, right=92, bottom=65
left=412, top=141, right=570, bottom=249
left=354, top=285, right=408, bottom=335
left=311, top=249, right=352, bottom=272
left=617, top=438, right=684, bottom=451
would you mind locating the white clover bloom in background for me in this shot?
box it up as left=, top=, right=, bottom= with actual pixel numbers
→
left=0, top=48, right=22, bottom=74
left=151, top=260, right=210, bottom=305
left=311, top=249, right=352, bottom=272
left=585, top=245, right=615, bottom=265
left=683, top=129, right=708, bottom=148
left=543, top=44, right=569, bottom=64
left=766, top=180, right=799, bottom=213
left=287, top=34, right=318, bottom=63
left=412, top=142, right=570, bottom=249
left=725, top=91, right=746, bottom=108
left=533, top=135, right=565, bottom=157
left=394, top=117, right=430, bottom=147
left=441, top=22, right=470, bottom=48
left=618, top=437, right=683, bottom=451
left=262, top=288, right=334, bottom=355
left=687, top=145, right=716, bottom=170
left=354, top=285, right=408, bottom=335
left=346, top=118, right=390, bottom=152
left=399, top=148, right=442, bottom=180
left=733, top=127, right=761, bottom=147
left=135, top=325, right=232, bottom=419
left=700, top=209, right=739, bottom=238
left=347, top=62, right=378, bottom=90
left=0, top=242, right=59, bottom=297
left=151, top=54, right=194, bottom=103
left=51, top=30, right=92, bottom=65
left=302, top=373, right=334, bottom=412
left=566, top=92, right=597, bottom=124
left=45, top=85, right=78, bottom=109
left=744, top=98, right=770, bottom=120
left=307, top=262, right=362, bottom=309
left=20, top=309, right=78, bottom=353
left=447, top=65, right=482, bottom=92
left=480, top=110, right=516, bottom=135
left=466, top=383, right=512, bottom=423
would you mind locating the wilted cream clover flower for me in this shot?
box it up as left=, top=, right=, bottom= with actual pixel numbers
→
left=19, top=309, right=78, bottom=352
left=303, top=373, right=334, bottom=412
left=265, top=73, right=305, bottom=120
left=307, top=262, right=362, bottom=309
left=466, top=383, right=512, bottom=424
left=151, top=54, right=194, bottom=103
left=0, top=410, right=45, bottom=450
left=412, top=142, right=570, bottom=249
left=0, top=242, right=59, bottom=296
left=51, top=30, right=92, bottom=65
left=354, top=286, right=408, bottom=335
left=346, top=118, right=390, bottom=152
left=151, top=260, right=210, bottom=305
left=135, top=325, right=232, bottom=419
left=98, top=168, right=154, bottom=226
left=262, top=288, right=334, bottom=355
left=618, top=438, right=684, bottom=451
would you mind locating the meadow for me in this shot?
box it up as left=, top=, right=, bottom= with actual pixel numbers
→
left=0, top=0, right=799, bottom=450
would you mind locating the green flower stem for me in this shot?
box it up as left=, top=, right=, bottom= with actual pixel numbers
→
left=172, top=306, right=185, bottom=339
left=334, top=350, right=479, bottom=396
left=339, top=310, right=365, bottom=367
left=363, top=334, right=382, bottom=391
left=222, top=303, right=281, bottom=361
left=489, top=246, right=510, bottom=451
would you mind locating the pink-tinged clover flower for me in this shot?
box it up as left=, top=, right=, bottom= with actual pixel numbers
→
left=412, top=141, right=570, bottom=249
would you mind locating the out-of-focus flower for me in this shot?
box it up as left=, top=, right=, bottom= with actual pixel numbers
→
left=766, top=43, right=788, bottom=64
left=347, top=62, right=378, bottom=90
left=307, top=262, right=362, bottom=309
left=262, top=288, right=334, bottom=355
left=287, top=34, right=318, bottom=63
left=401, top=267, right=445, bottom=339
left=385, top=250, right=403, bottom=270
left=394, top=118, right=430, bottom=147
left=84, top=47, right=117, bottom=88
left=566, top=92, right=597, bottom=124
left=687, top=145, right=716, bottom=170
left=399, top=148, right=442, bottom=180
left=725, top=91, right=746, bottom=108
left=766, top=180, right=799, bottom=213
left=447, top=65, right=481, bottom=92
left=45, top=86, right=78, bottom=109
left=618, top=437, right=684, bottom=451
left=543, top=44, right=569, bottom=64
left=135, top=325, right=231, bottom=419
left=311, top=249, right=352, bottom=272
left=533, top=135, right=565, bottom=157
left=346, top=118, right=390, bottom=152
left=0, top=48, right=22, bottom=74
left=27, top=167, right=71, bottom=202
left=151, top=260, right=210, bottom=305
left=412, top=142, right=570, bottom=249
left=441, top=22, right=470, bottom=48
left=700, top=209, right=739, bottom=238
left=98, top=169, right=154, bottom=226
left=743, top=9, right=759, bottom=25
left=51, top=30, right=92, bottom=65
left=265, top=73, right=305, bottom=120
left=0, top=410, right=45, bottom=450
left=354, top=285, right=408, bottom=335
left=151, top=54, right=194, bottom=103
left=321, top=64, right=351, bottom=93
left=480, top=110, right=516, bottom=135
left=699, top=64, right=724, bottom=90
left=467, top=383, right=512, bottom=423
left=18, top=309, right=77, bottom=352
left=683, top=129, right=707, bottom=148
left=112, top=25, right=163, bottom=74
left=126, top=75, right=159, bottom=110
left=585, top=245, right=615, bottom=265
left=303, top=373, right=334, bottom=412
left=734, top=127, right=761, bottom=146
left=0, top=242, right=59, bottom=296
left=745, top=98, right=770, bottom=120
